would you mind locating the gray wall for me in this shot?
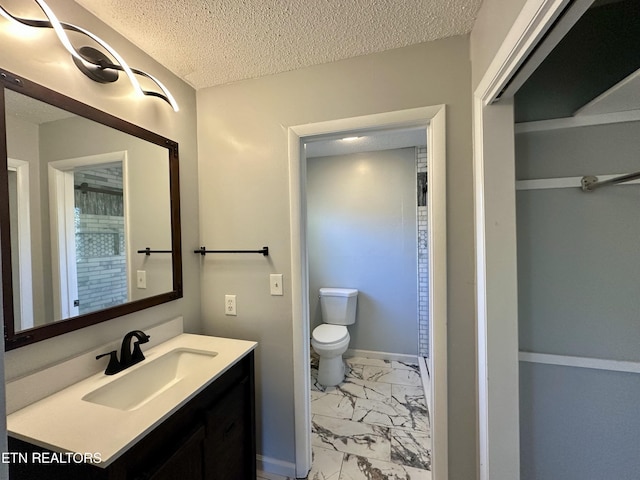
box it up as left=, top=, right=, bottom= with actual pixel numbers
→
left=307, top=148, right=418, bottom=355
left=516, top=120, right=640, bottom=478
left=517, top=187, right=640, bottom=360
left=470, top=0, right=528, bottom=90
left=197, top=35, right=476, bottom=477
left=520, top=362, right=640, bottom=480
left=516, top=121, right=640, bottom=180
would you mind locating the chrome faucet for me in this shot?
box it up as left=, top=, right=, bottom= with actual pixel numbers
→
left=96, top=330, right=151, bottom=375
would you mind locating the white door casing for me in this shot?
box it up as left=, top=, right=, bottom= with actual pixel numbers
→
left=288, top=105, right=448, bottom=478
left=7, top=158, right=33, bottom=330
left=472, top=1, right=570, bottom=478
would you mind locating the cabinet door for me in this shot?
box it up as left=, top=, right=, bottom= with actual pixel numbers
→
left=132, top=426, right=205, bottom=480
left=204, top=379, right=252, bottom=480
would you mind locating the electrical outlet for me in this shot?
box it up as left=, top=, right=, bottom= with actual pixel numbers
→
left=270, top=274, right=283, bottom=295
left=225, top=294, right=237, bottom=316
left=137, top=270, right=147, bottom=289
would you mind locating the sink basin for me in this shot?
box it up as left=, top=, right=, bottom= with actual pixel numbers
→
left=82, top=348, right=218, bottom=411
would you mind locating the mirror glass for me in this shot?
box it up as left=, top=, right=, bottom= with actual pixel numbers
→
left=1, top=74, right=182, bottom=349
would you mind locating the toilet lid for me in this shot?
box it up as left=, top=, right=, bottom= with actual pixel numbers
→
left=313, top=324, right=348, bottom=344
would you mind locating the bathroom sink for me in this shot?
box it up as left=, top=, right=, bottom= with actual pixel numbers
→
left=82, top=348, right=218, bottom=411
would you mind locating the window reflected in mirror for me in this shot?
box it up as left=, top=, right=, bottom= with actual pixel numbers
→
left=73, top=164, right=126, bottom=316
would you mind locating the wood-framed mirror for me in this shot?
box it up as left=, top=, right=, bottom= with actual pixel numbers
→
left=0, top=69, right=182, bottom=350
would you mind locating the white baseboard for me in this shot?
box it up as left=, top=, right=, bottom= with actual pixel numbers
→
left=256, top=455, right=296, bottom=479
left=344, top=348, right=418, bottom=365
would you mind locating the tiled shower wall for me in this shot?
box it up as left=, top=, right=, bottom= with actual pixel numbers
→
left=416, top=147, right=429, bottom=358
left=74, top=166, right=127, bottom=315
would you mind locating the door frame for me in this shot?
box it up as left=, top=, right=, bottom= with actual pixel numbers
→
left=472, top=0, right=570, bottom=478
left=7, top=158, right=33, bottom=330
left=288, top=105, right=448, bottom=478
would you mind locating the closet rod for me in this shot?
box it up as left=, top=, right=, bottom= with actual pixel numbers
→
left=581, top=171, right=640, bottom=192
left=194, top=246, right=269, bottom=256
left=137, top=248, right=172, bottom=256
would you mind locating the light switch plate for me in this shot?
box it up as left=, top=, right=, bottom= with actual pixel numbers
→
left=270, top=274, right=283, bottom=295
left=137, top=270, right=146, bottom=289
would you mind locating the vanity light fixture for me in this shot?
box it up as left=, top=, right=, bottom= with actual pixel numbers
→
left=0, top=0, right=179, bottom=112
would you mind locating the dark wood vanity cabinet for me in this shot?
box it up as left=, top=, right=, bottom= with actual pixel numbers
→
left=8, top=351, right=256, bottom=480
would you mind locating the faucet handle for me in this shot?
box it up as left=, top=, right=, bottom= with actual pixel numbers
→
left=96, top=350, right=121, bottom=375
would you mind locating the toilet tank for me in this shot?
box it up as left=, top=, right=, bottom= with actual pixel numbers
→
left=319, top=288, right=358, bottom=325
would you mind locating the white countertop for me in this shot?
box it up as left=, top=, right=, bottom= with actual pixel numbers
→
left=7, top=334, right=257, bottom=467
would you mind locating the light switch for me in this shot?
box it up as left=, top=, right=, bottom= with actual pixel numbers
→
left=270, top=274, right=283, bottom=296
left=137, top=270, right=147, bottom=289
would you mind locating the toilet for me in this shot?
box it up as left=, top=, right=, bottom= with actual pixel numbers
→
left=311, top=288, right=358, bottom=387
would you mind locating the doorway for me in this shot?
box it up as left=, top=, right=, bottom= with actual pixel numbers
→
left=7, top=158, right=33, bottom=330
left=305, top=131, right=424, bottom=358
left=288, top=105, right=448, bottom=478
left=472, top=0, right=640, bottom=477
left=48, top=151, right=129, bottom=320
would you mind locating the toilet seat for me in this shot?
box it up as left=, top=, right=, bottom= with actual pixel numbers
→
left=312, top=324, right=348, bottom=344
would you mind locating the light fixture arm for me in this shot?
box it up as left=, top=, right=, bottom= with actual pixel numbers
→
left=0, top=1, right=179, bottom=111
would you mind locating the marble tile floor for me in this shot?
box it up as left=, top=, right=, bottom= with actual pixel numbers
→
left=258, top=353, right=432, bottom=480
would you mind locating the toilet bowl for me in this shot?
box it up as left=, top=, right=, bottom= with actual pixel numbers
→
left=311, top=324, right=350, bottom=386
left=311, top=288, right=358, bottom=387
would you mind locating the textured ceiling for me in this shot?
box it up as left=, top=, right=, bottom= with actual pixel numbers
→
left=6, top=89, right=76, bottom=124
left=73, top=0, right=482, bottom=89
